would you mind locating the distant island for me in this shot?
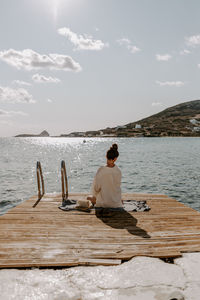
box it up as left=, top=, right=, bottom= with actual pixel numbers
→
left=16, top=100, right=200, bottom=138
left=15, top=130, right=50, bottom=137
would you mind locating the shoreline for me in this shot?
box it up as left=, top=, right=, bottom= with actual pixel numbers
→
left=1, top=133, right=200, bottom=138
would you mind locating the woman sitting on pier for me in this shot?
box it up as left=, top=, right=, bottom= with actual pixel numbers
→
left=87, top=144, right=123, bottom=208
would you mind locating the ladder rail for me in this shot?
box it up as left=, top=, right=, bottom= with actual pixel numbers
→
left=33, top=161, right=45, bottom=208
left=61, top=160, right=68, bottom=204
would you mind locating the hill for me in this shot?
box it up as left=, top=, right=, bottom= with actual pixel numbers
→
left=62, top=100, right=200, bottom=137
left=99, top=99, right=200, bottom=137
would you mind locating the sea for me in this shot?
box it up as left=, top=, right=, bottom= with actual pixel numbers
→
left=0, top=136, right=200, bottom=215
left=0, top=136, right=200, bottom=300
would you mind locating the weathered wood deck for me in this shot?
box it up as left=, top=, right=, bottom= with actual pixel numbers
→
left=0, top=193, right=200, bottom=268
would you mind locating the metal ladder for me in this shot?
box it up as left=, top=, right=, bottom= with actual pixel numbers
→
left=33, top=160, right=69, bottom=207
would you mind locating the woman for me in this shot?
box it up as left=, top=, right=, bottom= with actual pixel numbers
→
left=87, top=144, right=123, bottom=208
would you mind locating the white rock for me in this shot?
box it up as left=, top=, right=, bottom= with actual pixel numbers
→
left=118, top=286, right=184, bottom=300
left=175, top=253, right=200, bottom=283
left=67, top=257, right=186, bottom=289
left=0, top=256, right=187, bottom=300
left=174, top=253, right=200, bottom=300
left=184, top=283, right=200, bottom=300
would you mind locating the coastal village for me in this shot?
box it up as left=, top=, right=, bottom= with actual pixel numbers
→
left=62, top=117, right=200, bottom=138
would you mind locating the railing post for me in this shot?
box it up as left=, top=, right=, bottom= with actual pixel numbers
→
left=61, top=160, right=69, bottom=205
left=33, top=161, right=45, bottom=208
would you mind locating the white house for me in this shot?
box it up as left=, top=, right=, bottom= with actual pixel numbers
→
left=135, top=124, right=142, bottom=129
left=115, top=125, right=127, bottom=131
left=190, top=119, right=199, bottom=125
left=193, top=127, right=200, bottom=132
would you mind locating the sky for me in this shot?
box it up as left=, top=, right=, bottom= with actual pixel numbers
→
left=0, top=0, right=200, bottom=136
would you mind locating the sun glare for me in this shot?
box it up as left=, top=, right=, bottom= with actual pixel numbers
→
left=51, top=0, right=62, bottom=22
left=37, top=0, right=73, bottom=22
left=33, top=0, right=83, bottom=23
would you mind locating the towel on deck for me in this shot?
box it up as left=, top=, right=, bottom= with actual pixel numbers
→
left=123, top=200, right=150, bottom=212
left=59, top=199, right=150, bottom=212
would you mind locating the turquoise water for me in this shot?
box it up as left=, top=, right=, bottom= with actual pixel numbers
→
left=0, top=137, right=200, bottom=215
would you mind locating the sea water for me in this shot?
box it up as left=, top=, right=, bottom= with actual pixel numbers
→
left=0, top=136, right=200, bottom=215
left=1, top=137, right=200, bottom=300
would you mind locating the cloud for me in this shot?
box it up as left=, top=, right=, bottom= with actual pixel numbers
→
left=156, top=54, right=172, bottom=61
left=58, top=27, right=107, bottom=51
left=185, top=35, right=200, bottom=47
left=117, top=38, right=141, bottom=54
left=0, top=49, right=81, bottom=72
left=156, top=80, right=184, bottom=87
left=152, top=102, right=162, bottom=107
left=0, top=86, right=36, bottom=103
left=127, top=45, right=140, bottom=54
left=12, top=80, right=31, bottom=86
left=180, top=49, right=191, bottom=55
left=117, top=38, right=131, bottom=46
left=0, top=119, right=12, bottom=125
left=0, top=109, right=28, bottom=117
left=32, top=73, right=61, bottom=83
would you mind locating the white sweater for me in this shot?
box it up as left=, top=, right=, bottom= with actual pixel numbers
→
left=92, top=165, right=122, bottom=208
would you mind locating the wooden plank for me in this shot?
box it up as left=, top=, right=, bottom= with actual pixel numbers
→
left=78, top=258, right=121, bottom=266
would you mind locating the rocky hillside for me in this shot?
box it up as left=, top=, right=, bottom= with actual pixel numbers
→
left=100, top=100, right=200, bottom=137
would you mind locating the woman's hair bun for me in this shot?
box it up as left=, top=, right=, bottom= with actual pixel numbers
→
left=111, top=143, right=118, bottom=151
left=107, top=143, right=119, bottom=160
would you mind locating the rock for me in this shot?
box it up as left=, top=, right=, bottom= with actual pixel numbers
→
left=39, top=130, right=49, bottom=137
left=3, top=255, right=200, bottom=299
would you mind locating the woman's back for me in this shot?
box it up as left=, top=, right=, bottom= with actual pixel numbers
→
left=92, top=165, right=122, bottom=208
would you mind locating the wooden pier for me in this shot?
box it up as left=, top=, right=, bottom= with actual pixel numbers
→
left=1, top=193, right=200, bottom=268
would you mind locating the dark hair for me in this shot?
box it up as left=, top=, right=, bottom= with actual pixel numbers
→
left=106, top=143, right=119, bottom=160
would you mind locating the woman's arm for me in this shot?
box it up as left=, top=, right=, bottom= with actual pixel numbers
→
left=92, top=168, right=102, bottom=196
left=87, top=168, right=102, bottom=204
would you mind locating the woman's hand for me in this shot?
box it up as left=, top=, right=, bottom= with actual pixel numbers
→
left=87, top=196, right=96, bottom=205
